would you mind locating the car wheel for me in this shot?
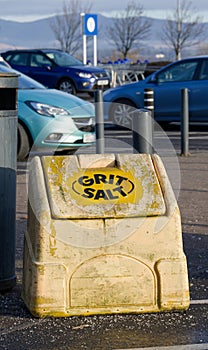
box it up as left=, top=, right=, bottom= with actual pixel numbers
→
left=57, top=79, right=76, bottom=95
left=109, top=99, right=137, bottom=128
left=17, top=124, right=30, bottom=161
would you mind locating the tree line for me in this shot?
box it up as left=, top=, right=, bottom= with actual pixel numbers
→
left=50, top=0, right=205, bottom=61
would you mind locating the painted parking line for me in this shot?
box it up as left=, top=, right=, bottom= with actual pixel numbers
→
left=114, top=343, right=208, bottom=350
left=190, top=299, right=208, bottom=305
left=169, top=136, right=208, bottom=140
left=114, top=300, right=208, bottom=350
left=155, top=135, right=208, bottom=140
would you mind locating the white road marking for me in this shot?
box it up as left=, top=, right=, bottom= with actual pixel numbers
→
left=190, top=299, right=208, bottom=305
left=114, top=300, right=208, bottom=350
left=114, top=343, right=208, bottom=350
left=167, top=136, right=208, bottom=140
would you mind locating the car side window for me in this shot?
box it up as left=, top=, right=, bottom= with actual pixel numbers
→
left=157, top=61, right=198, bottom=83
left=9, top=53, right=28, bottom=66
left=30, top=54, right=52, bottom=68
left=198, top=60, right=208, bottom=80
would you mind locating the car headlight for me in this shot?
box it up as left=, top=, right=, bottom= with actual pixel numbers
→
left=77, top=72, right=93, bottom=79
left=26, top=101, right=70, bottom=117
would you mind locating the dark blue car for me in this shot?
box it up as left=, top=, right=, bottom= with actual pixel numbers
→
left=2, top=49, right=110, bottom=95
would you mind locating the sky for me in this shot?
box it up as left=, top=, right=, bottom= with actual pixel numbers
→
left=0, top=0, right=208, bottom=22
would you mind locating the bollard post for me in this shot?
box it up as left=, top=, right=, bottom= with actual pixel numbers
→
left=180, top=88, right=190, bottom=156
left=0, top=73, right=18, bottom=292
left=94, top=89, right=104, bottom=154
left=132, top=109, right=153, bottom=154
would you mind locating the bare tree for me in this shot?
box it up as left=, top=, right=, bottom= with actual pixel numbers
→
left=161, top=0, right=205, bottom=60
left=50, top=0, right=91, bottom=55
left=107, top=1, right=151, bottom=59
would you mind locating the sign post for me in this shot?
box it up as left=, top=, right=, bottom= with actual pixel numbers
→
left=82, top=14, right=98, bottom=66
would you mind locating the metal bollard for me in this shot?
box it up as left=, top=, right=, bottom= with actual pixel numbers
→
left=0, top=73, right=18, bottom=291
left=181, top=88, right=190, bottom=156
left=132, top=109, right=153, bottom=154
left=94, top=90, right=104, bottom=154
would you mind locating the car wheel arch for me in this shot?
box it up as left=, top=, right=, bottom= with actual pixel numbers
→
left=111, top=97, right=137, bottom=108
left=17, top=122, right=32, bottom=161
left=56, top=76, right=76, bottom=94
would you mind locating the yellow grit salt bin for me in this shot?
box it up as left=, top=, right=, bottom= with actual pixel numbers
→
left=22, top=153, right=190, bottom=317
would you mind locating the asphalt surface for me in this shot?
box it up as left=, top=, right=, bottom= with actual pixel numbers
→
left=0, top=147, right=208, bottom=350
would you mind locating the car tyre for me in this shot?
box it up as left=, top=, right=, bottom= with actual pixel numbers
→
left=57, top=78, right=76, bottom=95
left=17, top=123, right=30, bottom=161
left=109, top=99, right=137, bottom=128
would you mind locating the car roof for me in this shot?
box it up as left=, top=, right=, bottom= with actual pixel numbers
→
left=2, top=49, right=43, bottom=53
left=181, top=55, right=208, bottom=59
left=2, top=49, right=66, bottom=54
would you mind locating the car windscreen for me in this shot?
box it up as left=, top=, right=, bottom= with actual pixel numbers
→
left=0, top=65, right=45, bottom=89
left=44, top=51, right=84, bottom=67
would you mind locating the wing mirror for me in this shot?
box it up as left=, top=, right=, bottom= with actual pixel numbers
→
left=42, top=64, right=52, bottom=71
left=149, top=73, right=158, bottom=83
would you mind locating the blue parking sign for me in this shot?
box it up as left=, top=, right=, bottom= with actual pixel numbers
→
left=84, top=14, right=98, bottom=36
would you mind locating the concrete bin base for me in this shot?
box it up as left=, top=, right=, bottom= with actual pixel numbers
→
left=22, top=153, right=190, bottom=317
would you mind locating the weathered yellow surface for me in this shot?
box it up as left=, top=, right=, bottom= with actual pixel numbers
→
left=41, top=154, right=166, bottom=219
left=22, top=154, right=190, bottom=317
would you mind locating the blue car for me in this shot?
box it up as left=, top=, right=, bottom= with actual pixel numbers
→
left=103, top=56, right=208, bottom=127
left=2, top=49, right=110, bottom=95
left=0, top=65, right=95, bottom=161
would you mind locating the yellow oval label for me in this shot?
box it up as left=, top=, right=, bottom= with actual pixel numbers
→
left=68, top=168, right=142, bottom=206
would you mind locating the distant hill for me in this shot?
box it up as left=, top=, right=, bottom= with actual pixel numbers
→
left=0, top=18, right=56, bottom=49
left=0, top=15, right=206, bottom=61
